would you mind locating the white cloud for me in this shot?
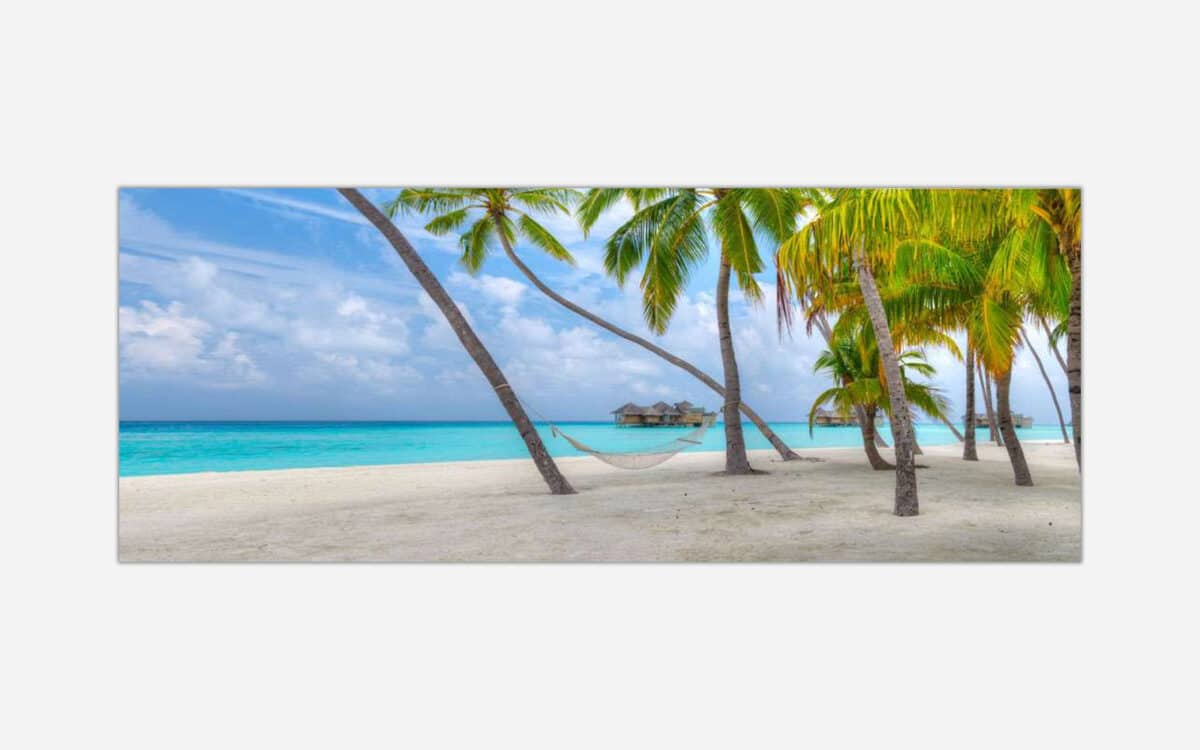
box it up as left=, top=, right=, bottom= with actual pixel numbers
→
left=307, top=352, right=423, bottom=392
left=119, top=301, right=210, bottom=372
left=450, top=271, right=527, bottom=308
left=119, top=198, right=437, bottom=395
left=119, top=301, right=266, bottom=386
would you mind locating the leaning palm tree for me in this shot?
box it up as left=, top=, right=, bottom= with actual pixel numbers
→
left=580, top=188, right=805, bottom=475
left=779, top=189, right=941, bottom=515
left=387, top=187, right=801, bottom=462
left=337, top=188, right=575, bottom=495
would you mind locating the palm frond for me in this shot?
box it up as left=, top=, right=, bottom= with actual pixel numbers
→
left=512, top=188, right=580, bottom=216
left=388, top=188, right=475, bottom=218
left=711, top=195, right=763, bottom=301
left=459, top=217, right=496, bottom=273
left=424, top=207, right=472, bottom=236
left=517, top=213, right=575, bottom=265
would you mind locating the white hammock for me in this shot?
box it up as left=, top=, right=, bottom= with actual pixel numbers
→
left=549, top=416, right=718, bottom=470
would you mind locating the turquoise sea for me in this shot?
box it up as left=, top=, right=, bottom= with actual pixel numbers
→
left=118, top=421, right=1067, bottom=477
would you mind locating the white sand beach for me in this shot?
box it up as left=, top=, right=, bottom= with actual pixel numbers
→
left=119, top=442, right=1080, bottom=562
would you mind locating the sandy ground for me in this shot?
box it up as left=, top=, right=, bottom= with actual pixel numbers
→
left=119, top=442, right=1081, bottom=562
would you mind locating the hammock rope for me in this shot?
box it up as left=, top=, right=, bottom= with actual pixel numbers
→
left=498, top=381, right=716, bottom=470
left=550, top=416, right=718, bottom=470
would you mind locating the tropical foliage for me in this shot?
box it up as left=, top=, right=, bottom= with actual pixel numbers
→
left=345, top=186, right=1081, bottom=512
left=389, top=187, right=804, bottom=464
left=580, top=188, right=809, bottom=474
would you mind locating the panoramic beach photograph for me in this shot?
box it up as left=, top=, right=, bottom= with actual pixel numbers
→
left=118, top=187, right=1082, bottom=562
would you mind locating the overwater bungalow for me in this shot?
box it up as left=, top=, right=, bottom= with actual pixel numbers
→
left=970, top=412, right=1034, bottom=428
left=811, top=408, right=885, bottom=427
left=611, top=400, right=715, bottom=427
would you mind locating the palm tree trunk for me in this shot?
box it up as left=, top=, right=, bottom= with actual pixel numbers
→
left=1067, top=247, right=1082, bottom=468
left=1021, top=328, right=1070, bottom=443
left=855, top=254, right=917, bottom=516
left=813, top=310, right=886, bottom=448
left=494, top=232, right=800, bottom=461
left=995, top=367, right=1033, bottom=486
left=859, top=405, right=894, bottom=470
left=339, top=189, right=575, bottom=495
left=1040, top=315, right=1069, bottom=376
left=979, top=367, right=1002, bottom=446
left=963, top=346, right=979, bottom=460
left=715, top=253, right=754, bottom=474
left=911, top=416, right=924, bottom=455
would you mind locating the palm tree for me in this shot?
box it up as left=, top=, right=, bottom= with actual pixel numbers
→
left=900, top=214, right=1036, bottom=484
left=810, top=328, right=950, bottom=471
left=790, top=189, right=1042, bottom=487
left=995, top=189, right=1081, bottom=466
left=388, top=188, right=802, bottom=462
left=337, top=188, right=575, bottom=495
left=790, top=298, right=889, bottom=451
left=779, top=189, right=940, bottom=516
left=581, top=188, right=804, bottom=475
left=1004, top=226, right=1072, bottom=445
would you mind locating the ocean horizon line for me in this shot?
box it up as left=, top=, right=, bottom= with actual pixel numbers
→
left=118, top=419, right=1069, bottom=477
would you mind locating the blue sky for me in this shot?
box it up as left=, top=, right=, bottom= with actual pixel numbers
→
left=118, top=188, right=1070, bottom=424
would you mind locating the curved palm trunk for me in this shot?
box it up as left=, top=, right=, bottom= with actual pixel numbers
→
left=963, top=346, right=979, bottom=460
left=855, top=255, right=917, bottom=516
left=1021, top=328, right=1070, bottom=443
left=995, top=367, right=1033, bottom=486
left=1067, top=247, right=1082, bottom=468
left=340, top=189, right=575, bottom=495
left=978, top=367, right=1003, bottom=446
left=716, top=254, right=754, bottom=474
left=494, top=233, right=800, bottom=461
left=859, top=405, right=893, bottom=470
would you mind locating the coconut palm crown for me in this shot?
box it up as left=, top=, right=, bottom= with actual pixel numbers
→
left=386, top=188, right=582, bottom=273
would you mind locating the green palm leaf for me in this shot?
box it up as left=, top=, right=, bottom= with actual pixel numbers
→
left=459, top=217, right=496, bottom=273
left=517, top=214, right=575, bottom=265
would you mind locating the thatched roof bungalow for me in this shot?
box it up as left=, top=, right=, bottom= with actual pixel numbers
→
left=811, top=408, right=885, bottom=427
left=812, top=408, right=856, bottom=427
left=969, top=412, right=1034, bottom=428
left=611, top=400, right=714, bottom=427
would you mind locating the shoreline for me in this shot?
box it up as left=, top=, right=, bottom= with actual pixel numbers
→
left=120, top=442, right=1081, bottom=562
left=118, top=438, right=1071, bottom=480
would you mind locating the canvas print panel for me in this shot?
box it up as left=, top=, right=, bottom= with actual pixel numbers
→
left=118, top=187, right=1082, bottom=561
